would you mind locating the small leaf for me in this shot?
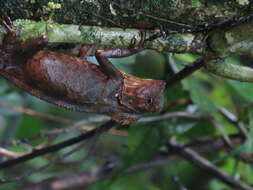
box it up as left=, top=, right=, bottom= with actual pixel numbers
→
left=183, top=78, right=217, bottom=114
left=243, top=109, right=253, bottom=153
left=165, top=119, right=197, bottom=136
left=227, top=79, right=253, bottom=102
left=0, top=81, right=24, bottom=116
left=123, top=123, right=168, bottom=167
left=192, top=0, right=202, bottom=7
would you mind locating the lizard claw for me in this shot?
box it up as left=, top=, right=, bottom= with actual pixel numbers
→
left=129, top=30, right=146, bottom=50
left=0, top=16, right=16, bottom=43
left=0, top=16, right=15, bottom=34
left=111, top=113, right=140, bottom=125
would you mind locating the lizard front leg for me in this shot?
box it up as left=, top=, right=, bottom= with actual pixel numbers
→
left=95, top=47, right=143, bottom=79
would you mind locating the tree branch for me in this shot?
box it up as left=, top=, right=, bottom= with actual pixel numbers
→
left=19, top=133, right=246, bottom=190
left=167, top=139, right=253, bottom=190
left=165, top=58, right=206, bottom=88
left=0, top=120, right=116, bottom=170
left=0, top=19, right=205, bottom=54
left=1, top=1, right=252, bottom=29
left=206, top=60, right=253, bottom=83
left=0, top=103, right=73, bottom=124
left=139, top=111, right=210, bottom=123
left=3, top=111, right=209, bottom=146
left=2, top=19, right=253, bottom=83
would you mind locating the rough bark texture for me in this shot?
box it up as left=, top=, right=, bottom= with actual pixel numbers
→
left=1, top=0, right=253, bottom=29
left=1, top=1, right=253, bottom=82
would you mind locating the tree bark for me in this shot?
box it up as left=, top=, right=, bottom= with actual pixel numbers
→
left=1, top=1, right=253, bottom=82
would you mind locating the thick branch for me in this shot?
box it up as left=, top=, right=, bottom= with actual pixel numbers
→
left=2, top=18, right=253, bottom=83
left=0, top=19, right=205, bottom=54
left=206, top=60, right=253, bottom=82
left=208, top=20, right=253, bottom=58
left=1, top=19, right=253, bottom=83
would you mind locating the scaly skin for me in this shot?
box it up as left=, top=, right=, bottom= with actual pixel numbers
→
left=0, top=17, right=165, bottom=125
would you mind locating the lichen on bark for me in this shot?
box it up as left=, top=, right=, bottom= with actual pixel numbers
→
left=1, top=0, right=253, bottom=30
left=1, top=1, right=253, bottom=83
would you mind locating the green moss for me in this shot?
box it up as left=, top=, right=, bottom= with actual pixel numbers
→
left=1, top=0, right=252, bottom=32
left=208, top=29, right=229, bottom=57
left=14, top=19, right=47, bottom=41
left=236, top=0, right=250, bottom=6
left=208, top=21, right=253, bottom=57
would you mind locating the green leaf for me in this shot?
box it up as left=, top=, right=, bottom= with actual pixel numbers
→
left=227, top=79, right=253, bottom=102
left=165, top=119, right=197, bottom=136
left=243, top=109, right=253, bottom=153
left=123, top=123, right=168, bottom=167
left=183, top=77, right=217, bottom=114
left=132, top=50, right=166, bottom=79
left=16, top=115, right=45, bottom=138
left=0, top=80, right=24, bottom=116
left=164, top=83, right=190, bottom=111
left=192, top=0, right=202, bottom=7
left=180, top=120, right=215, bottom=140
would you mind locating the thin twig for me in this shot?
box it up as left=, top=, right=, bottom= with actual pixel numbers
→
left=0, top=102, right=99, bottom=133
left=0, top=103, right=73, bottom=124
left=0, top=147, right=24, bottom=160
left=0, top=103, right=209, bottom=126
left=0, top=140, right=90, bottom=184
left=217, top=106, right=239, bottom=125
left=0, top=103, right=126, bottom=136
left=18, top=133, right=246, bottom=189
left=0, top=136, right=104, bottom=184
left=112, top=3, right=193, bottom=29
left=0, top=120, right=116, bottom=170
left=0, top=111, right=209, bottom=161
left=218, top=106, right=247, bottom=137
left=20, top=156, right=174, bottom=190
left=41, top=112, right=210, bottom=136
left=167, top=139, right=253, bottom=190
left=171, top=176, right=188, bottom=190
left=5, top=111, right=209, bottom=145
left=166, top=58, right=206, bottom=88
left=186, top=133, right=253, bottom=165
left=185, top=134, right=244, bottom=153
left=210, top=116, right=233, bottom=148
left=139, top=112, right=211, bottom=123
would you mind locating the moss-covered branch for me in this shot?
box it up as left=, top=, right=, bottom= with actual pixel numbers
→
left=205, top=18, right=253, bottom=82
left=1, top=0, right=253, bottom=30
left=1, top=18, right=253, bottom=83
left=208, top=20, right=253, bottom=58
left=206, top=60, right=253, bottom=82
left=0, top=19, right=205, bottom=54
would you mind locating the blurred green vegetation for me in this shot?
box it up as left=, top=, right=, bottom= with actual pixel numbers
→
left=0, top=48, right=253, bottom=190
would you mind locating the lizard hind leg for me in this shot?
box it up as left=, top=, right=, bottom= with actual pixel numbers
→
left=0, top=17, right=18, bottom=69
left=0, top=17, right=49, bottom=67
left=0, top=16, right=17, bottom=50
left=78, top=44, right=95, bottom=58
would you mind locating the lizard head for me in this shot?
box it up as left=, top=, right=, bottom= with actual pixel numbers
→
left=119, top=72, right=166, bottom=114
